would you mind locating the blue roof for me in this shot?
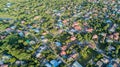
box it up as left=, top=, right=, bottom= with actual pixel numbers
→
left=28, top=25, right=33, bottom=28
left=107, top=63, right=113, bottom=67
left=85, top=18, right=89, bottom=20
left=71, top=29, right=76, bottom=32
left=18, top=32, right=24, bottom=37
left=50, top=60, right=59, bottom=67
left=0, top=61, right=3, bottom=65
left=33, top=29, right=40, bottom=33
left=106, top=20, right=112, bottom=23
left=62, top=55, right=67, bottom=58
left=0, top=18, right=12, bottom=21
left=57, top=22, right=63, bottom=27
left=41, top=36, right=45, bottom=39
left=55, top=42, right=61, bottom=47
left=45, top=63, right=52, bottom=67
left=11, top=26, right=16, bottom=29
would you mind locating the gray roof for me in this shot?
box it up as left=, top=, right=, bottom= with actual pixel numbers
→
left=72, top=61, right=83, bottom=67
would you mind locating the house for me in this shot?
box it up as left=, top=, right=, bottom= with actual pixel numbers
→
left=109, top=27, right=115, bottom=32
left=18, top=32, right=24, bottom=37
left=107, top=60, right=120, bottom=67
left=101, top=57, right=109, bottom=64
left=6, top=3, right=11, bottom=7
left=108, top=45, right=115, bottom=51
left=36, top=53, right=42, bottom=58
left=50, top=60, right=62, bottom=67
left=10, top=26, right=16, bottom=29
left=100, top=33, right=107, bottom=37
left=109, top=35, right=113, bottom=39
left=92, top=34, right=98, bottom=39
left=5, top=28, right=11, bottom=33
left=72, top=22, right=79, bottom=27
left=58, top=29, right=63, bottom=34
left=70, top=53, right=78, bottom=59
left=32, top=29, right=40, bottom=33
left=35, top=45, right=47, bottom=58
left=57, top=21, right=63, bottom=28
left=32, top=24, right=38, bottom=27
left=34, top=16, right=40, bottom=20
left=24, top=31, right=29, bottom=36
left=0, top=18, right=11, bottom=21
left=53, top=9, right=58, bottom=13
left=107, top=63, right=113, bottom=67
left=41, top=36, right=48, bottom=43
left=42, top=39, right=48, bottom=43
left=109, top=24, right=117, bottom=32
left=74, top=25, right=82, bottom=31
left=0, top=61, right=3, bottom=65
left=106, top=20, right=112, bottom=23
left=21, top=21, right=25, bottom=24
left=0, top=64, right=8, bottom=67
left=68, top=30, right=74, bottom=35
left=61, top=46, right=67, bottom=51
left=113, top=33, right=119, bottom=40
left=56, top=13, right=61, bottom=16
left=96, top=60, right=103, bottom=67
left=0, top=36, right=5, bottom=39
left=114, top=58, right=120, bottom=64
left=113, top=63, right=119, bottom=67
left=42, top=32, right=47, bottom=35
left=30, top=40, right=36, bottom=45
left=88, top=42, right=96, bottom=49
left=41, top=36, right=45, bottom=39
left=72, top=22, right=82, bottom=31
left=63, top=20, right=68, bottom=24
left=26, top=40, right=30, bottom=44
left=68, top=57, right=73, bottom=62
left=45, top=63, right=52, bottom=67
left=72, top=61, right=83, bottom=67
left=55, top=42, right=62, bottom=47
left=106, top=39, right=113, bottom=43
left=15, top=60, right=25, bottom=65
left=2, top=55, right=11, bottom=61
left=27, top=25, right=33, bottom=29
left=83, top=22, right=88, bottom=26
left=86, top=28, right=93, bottom=33
left=70, top=36, right=76, bottom=41
left=70, top=29, right=76, bottom=33
left=60, top=51, right=66, bottom=56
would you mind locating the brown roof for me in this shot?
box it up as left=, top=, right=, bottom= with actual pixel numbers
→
left=71, top=53, right=78, bottom=59
left=83, top=22, right=88, bottom=26
left=113, top=33, right=119, bottom=40
left=88, top=42, right=96, bottom=49
left=60, top=51, right=66, bottom=56
left=63, top=20, right=68, bottom=24
left=61, top=46, right=67, bottom=51
left=0, top=64, right=8, bottom=67
left=58, top=29, right=63, bottom=34
left=92, top=34, right=98, bottom=39
left=74, top=25, right=82, bottom=31
left=34, top=16, right=39, bottom=20
left=72, top=22, right=79, bottom=27
left=42, top=32, right=47, bottom=35
left=70, top=36, right=76, bottom=41
left=109, top=35, right=114, bottom=39
left=86, top=28, right=93, bottom=33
